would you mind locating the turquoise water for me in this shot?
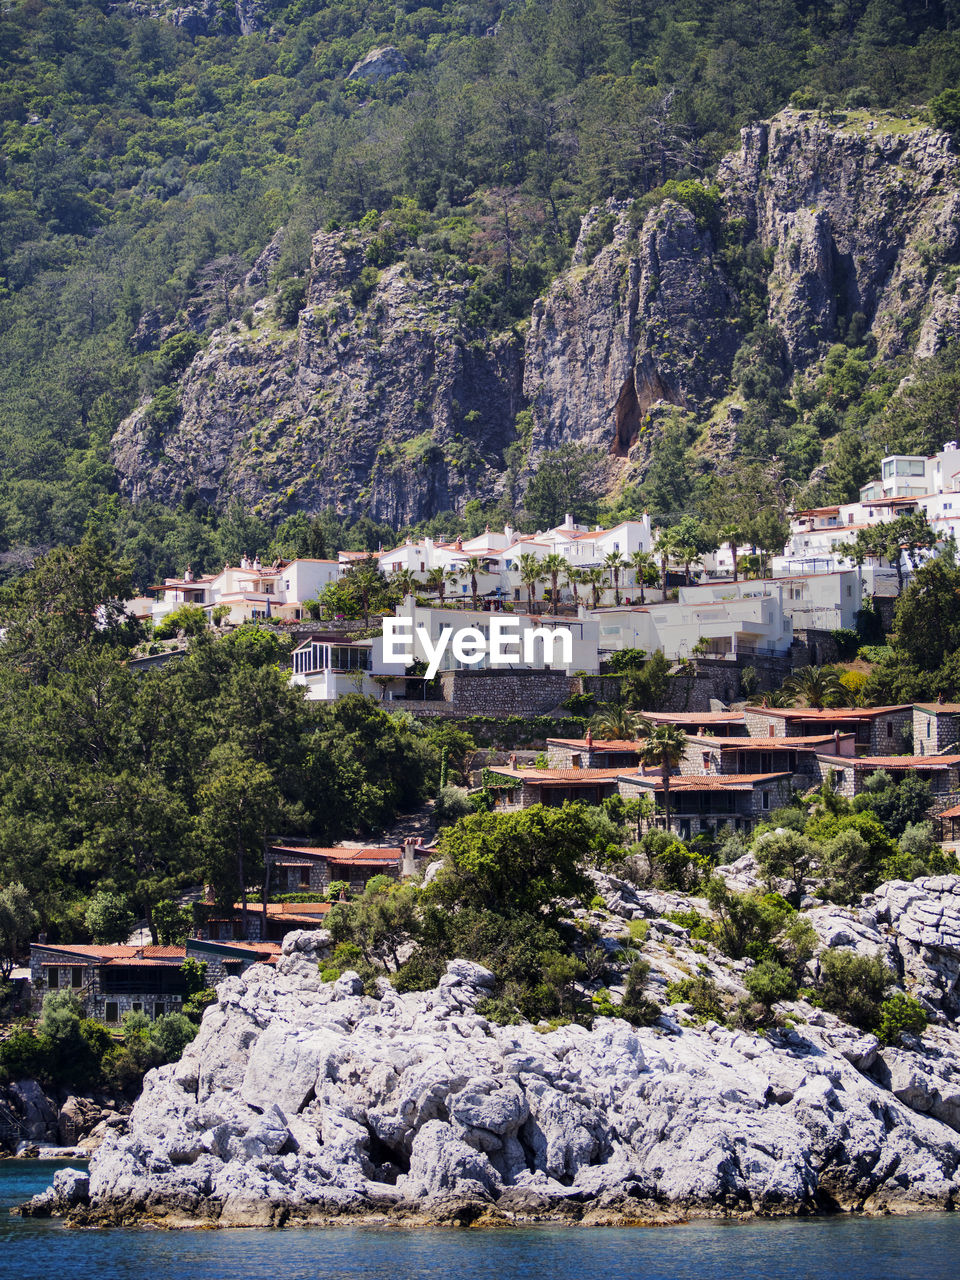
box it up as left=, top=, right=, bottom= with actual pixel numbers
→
left=4, top=1161, right=960, bottom=1279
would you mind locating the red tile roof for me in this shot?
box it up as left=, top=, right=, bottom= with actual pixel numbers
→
left=747, top=705, right=910, bottom=720
left=271, top=845, right=402, bottom=862
left=547, top=738, right=643, bottom=751
left=35, top=944, right=185, bottom=962
left=711, top=734, right=852, bottom=750
left=489, top=766, right=630, bottom=784
left=937, top=803, right=960, bottom=819
left=817, top=754, right=960, bottom=769
left=623, top=772, right=791, bottom=790
left=915, top=703, right=960, bottom=714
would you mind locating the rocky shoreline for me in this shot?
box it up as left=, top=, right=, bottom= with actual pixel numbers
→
left=20, top=873, right=960, bottom=1230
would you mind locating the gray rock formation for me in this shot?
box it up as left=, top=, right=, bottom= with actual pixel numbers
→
left=111, top=110, right=960, bottom=523
left=113, top=224, right=523, bottom=526
left=346, top=47, right=409, bottom=83
left=25, top=887, right=960, bottom=1228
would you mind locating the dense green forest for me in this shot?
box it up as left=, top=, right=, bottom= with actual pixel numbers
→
left=3, top=0, right=960, bottom=584
left=0, top=536, right=474, bottom=940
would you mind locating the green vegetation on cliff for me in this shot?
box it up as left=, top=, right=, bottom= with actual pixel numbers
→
left=3, top=0, right=960, bottom=574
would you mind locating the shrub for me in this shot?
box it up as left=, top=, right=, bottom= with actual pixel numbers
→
left=619, top=959, right=662, bottom=1026
left=744, top=960, right=797, bottom=1021
left=666, top=975, right=724, bottom=1021
left=817, top=948, right=891, bottom=1031
left=878, top=993, right=928, bottom=1045
left=150, top=1012, right=198, bottom=1060
left=435, top=784, right=471, bottom=826
left=276, top=276, right=307, bottom=326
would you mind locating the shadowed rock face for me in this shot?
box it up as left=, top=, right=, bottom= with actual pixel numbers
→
left=25, top=876, right=960, bottom=1230
left=112, top=111, right=960, bottom=522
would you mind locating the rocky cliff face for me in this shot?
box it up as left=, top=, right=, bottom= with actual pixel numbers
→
left=112, top=110, right=960, bottom=522
left=25, top=872, right=960, bottom=1229
left=113, top=229, right=523, bottom=526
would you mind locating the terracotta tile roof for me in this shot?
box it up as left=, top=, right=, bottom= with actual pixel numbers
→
left=34, top=944, right=185, bottom=960
left=643, top=711, right=745, bottom=724
left=488, top=766, right=630, bottom=784
left=230, top=902, right=332, bottom=917
left=271, top=845, right=402, bottom=862
left=747, top=705, right=910, bottom=720
left=711, top=734, right=852, bottom=750
left=817, top=754, right=960, bottom=769
left=915, top=703, right=960, bottom=714
left=547, top=738, right=643, bottom=751
left=622, top=771, right=791, bottom=790
left=937, top=803, right=960, bottom=819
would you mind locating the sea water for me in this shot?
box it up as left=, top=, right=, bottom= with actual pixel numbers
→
left=4, top=1160, right=960, bottom=1280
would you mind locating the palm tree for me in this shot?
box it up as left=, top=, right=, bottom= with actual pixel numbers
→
left=461, top=556, right=485, bottom=611
left=604, top=550, right=627, bottom=606
left=425, top=566, right=459, bottom=606
left=655, top=528, right=674, bottom=601
left=782, top=665, right=845, bottom=710
left=582, top=566, right=605, bottom=609
left=391, top=568, right=420, bottom=600
left=588, top=705, right=647, bottom=740
left=565, top=566, right=583, bottom=609
left=637, top=721, right=687, bottom=834
left=542, top=553, right=567, bottom=615
left=519, top=553, right=542, bottom=613
left=629, top=550, right=655, bottom=605
left=718, top=523, right=745, bottom=581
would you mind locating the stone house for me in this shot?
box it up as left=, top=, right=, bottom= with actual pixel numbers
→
left=267, top=842, right=421, bottom=897
left=617, top=772, right=794, bottom=840
left=183, top=938, right=281, bottom=984
left=29, top=943, right=188, bottom=1024
left=486, top=764, right=627, bottom=809
left=744, top=705, right=912, bottom=754
left=681, top=732, right=855, bottom=780
left=641, top=711, right=748, bottom=736
left=814, top=753, right=960, bottom=801
left=546, top=736, right=645, bottom=769
left=195, top=900, right=332, bottom=944
left=913, top=703, right=960, bottom=756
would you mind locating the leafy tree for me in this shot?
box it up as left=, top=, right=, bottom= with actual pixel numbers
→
left=523, top=445, right=604, bottom=529
left=817, top=948, right=892, bottom=1032
left=84, top=891, right=136, bottom=944
left=0, top=883, right=37, bottom=978
left=743, top=960, right=797, bottom=1024
left=428, top=804, right=594, bottom=919
left=754, top=830, right=817, bottom=906
left=194, top=745, right=282, bottom=916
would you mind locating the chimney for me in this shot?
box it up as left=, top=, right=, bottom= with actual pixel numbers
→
left=585, top=728, right=593, bottom=748
left=402, top=839, right=418, bottom=878
left=834, top=729, right=840, bottom=752
left=509, top=752, right=518, bottom=768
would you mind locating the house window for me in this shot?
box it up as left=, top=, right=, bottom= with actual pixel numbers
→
left=928, top=722, right=932, bottom=739
left=154, top=1002, right=164, bottom=1019
left=887, top=722, right=893, bottom=739
left=71, top=967, right=83, bottom=988
left=132, top=1002, right=143, bottom=1014
left=46, top=966, right=59, bottom=989
left=104, top=1002, right=119, bottom=1024
left=761, top=792, right=770, bottom=810
left=300, top=867, right=311, bottom=887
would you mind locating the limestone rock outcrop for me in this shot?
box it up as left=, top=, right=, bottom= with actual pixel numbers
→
left=112, top=110, right=960, bottom=522
left=25, top=896, right=960, bottom=1229
left=113, top=225, right=523, bottom=526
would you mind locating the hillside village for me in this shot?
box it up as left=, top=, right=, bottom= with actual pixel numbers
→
left=9, top=433, right=960, bottom=1175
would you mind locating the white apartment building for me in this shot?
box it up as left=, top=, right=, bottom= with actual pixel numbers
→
left=590, top=580, right=793, bottom=660
left=149, top=556, right=340, bottom=626
left=778, top=441, right=960, bottom=578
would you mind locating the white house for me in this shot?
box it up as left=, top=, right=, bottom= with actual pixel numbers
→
left=589, top=579, right=793, bottom=660
left=148, top=557, right=340, bottom=627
